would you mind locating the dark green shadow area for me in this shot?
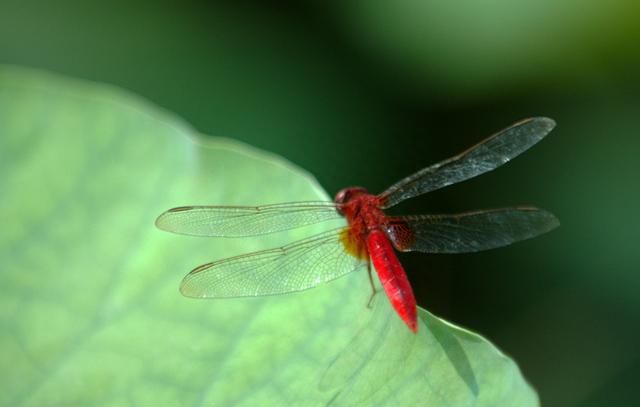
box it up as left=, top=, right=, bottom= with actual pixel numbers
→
left=422, top=310, right=480, bottom=397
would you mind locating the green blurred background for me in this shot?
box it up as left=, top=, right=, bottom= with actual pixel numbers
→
left=1, top=1, right=638, bottom=405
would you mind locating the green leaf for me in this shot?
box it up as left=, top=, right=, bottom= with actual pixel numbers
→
left=0, top=66, right=538, bottom=406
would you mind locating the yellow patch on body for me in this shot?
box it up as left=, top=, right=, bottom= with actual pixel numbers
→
left=339, top=228, right=369, bottom=260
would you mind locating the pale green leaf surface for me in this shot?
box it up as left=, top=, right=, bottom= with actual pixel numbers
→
left=0, top=66, right=538, bottom=406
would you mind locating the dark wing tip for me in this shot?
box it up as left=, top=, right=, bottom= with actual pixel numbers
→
left=154, top=211, right=168, bottom=230
left=155, top=206, right=195, bottom=231
left=543, top=209, right=561, bottom=231
left=526, top=207, right=561, bottom=234
left=179, top=282, right=200, bottom=298
left=179, top=267, right=208, bottom=298
left=528, top=117, right=556, bottom=134
left=168, top=206, right=195, bottom=213
left=154, top=210, right=175, bottom=231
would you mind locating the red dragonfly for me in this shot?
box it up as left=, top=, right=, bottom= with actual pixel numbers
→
left=156, top=117, right=559, bottom=333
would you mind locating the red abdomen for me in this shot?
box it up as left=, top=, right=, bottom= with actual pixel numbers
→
left=367, top=229, right=418, bottom=333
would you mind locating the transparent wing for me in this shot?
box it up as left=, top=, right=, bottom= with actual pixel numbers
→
left=155, top=201, right=342, bottom=237
left=384, top=207, right=559, bottom=253
left=378, top=117, right=556, bottom=208
left=180, top=228, right=368, bottom=298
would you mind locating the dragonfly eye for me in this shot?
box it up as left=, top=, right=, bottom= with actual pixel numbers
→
left=334, top=188, right=349, bottom=206
left=334, top=187, right=368, bottom=207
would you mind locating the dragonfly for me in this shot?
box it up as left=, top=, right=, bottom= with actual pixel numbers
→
left=156, top=117, right=559, bottom=333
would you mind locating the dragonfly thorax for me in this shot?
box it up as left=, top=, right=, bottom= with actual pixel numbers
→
left=335, top=187, right=386, bottom=237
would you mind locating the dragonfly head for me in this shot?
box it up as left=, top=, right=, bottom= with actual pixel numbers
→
left=334, top=186, right=368, bottom=214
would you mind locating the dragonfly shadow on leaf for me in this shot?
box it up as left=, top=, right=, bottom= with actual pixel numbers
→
left=420, top=310, right=479, bottom=397
left=319, top=293, right=418, bottom=405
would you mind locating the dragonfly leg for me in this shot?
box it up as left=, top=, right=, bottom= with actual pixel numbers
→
left=366, top=261, right=377, bottom=309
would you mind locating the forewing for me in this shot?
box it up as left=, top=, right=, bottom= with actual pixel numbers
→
left=378, top=117, right=556, bottom=208
left=385, top=207, right=559, bottom=253
left=155, top=201, right=342, bottom=237
left=180, top=228, right=368, bottom=298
